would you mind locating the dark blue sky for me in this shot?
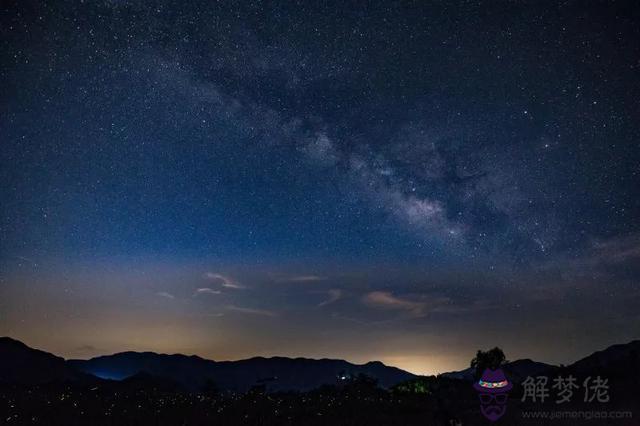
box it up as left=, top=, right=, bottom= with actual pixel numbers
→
left=1, top=0, right=639, bottom=373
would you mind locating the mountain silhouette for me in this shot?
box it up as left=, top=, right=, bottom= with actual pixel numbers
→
left=0, top=337, right=415, bottom=392
left=0, top=337, right=91, bottom=385
left=68, top=352, right=416, bottom=392
left=567, top=340, right=640, bottom=377
left=440, top=358, right=556, bottom=382
left=3, top=336, right=640, bottom=396
left=440, top=340, right=640, bottom=389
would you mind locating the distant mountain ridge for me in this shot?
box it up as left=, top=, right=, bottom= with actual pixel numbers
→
left=440, top=358, right=557, bottom=383
left=440, top=340, right=640, bottom=385
left=2, top=337, right=639, bottom=393
left=0, top=337, right=91, bottom=385
left=0, top=337, right=415, bottom=391
left=68, top=351, right=415, bottom=391
left=568, top=340, right=640, bottom=378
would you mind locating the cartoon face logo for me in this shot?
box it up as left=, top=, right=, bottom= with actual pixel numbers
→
left=473, top=368, right=512, bottom=422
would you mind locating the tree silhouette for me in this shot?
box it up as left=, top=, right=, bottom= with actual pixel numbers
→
left=343, top=373, right=380, bottom=396
left=470, top=347, right=507, bottom=378
left=392, top=376, right=434, bottom=394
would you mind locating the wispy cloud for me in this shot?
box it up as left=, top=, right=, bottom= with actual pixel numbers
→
left=591, top=233, right=640, bottom=264
left=360, top=290, right=468, bottom=318
left=156, top=291, right=175, bottom=299
left=226, top=305, right=277, bottom=317
left=194, top=287, right=221, bottom=296
left=284, top=275, right=326, bottom=283
left=318, top=289, right=343, bottom=307
left=221, top=282, right=245, bottom=289
left=363, top=291, right=427, bottom=317
left=330, top=312, right=399, bottom=326
left=14, top=255, right=38, bottom=266
left=536, top=232, right=640, bottom=281
left=204, top=272, right=246, bottom=289
left=362, top=290, right=479, bottom=318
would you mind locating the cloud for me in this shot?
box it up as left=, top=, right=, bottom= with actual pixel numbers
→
left=204, top=272, right=246, bottom=289
left=330, top=312, right=398, bottom=326
left=591, top=233, right=640, bottom=264
left=363, top=291, right=427, bottom=317
left=361, top=291, right=460, bottom=317
left=156, top=291, right=175, bottom=299
left=226, top=305, right=277, bottom=317
left=202, top=312, right=225, bottom=318
left=536, top=232, right=640, bottom=280
left=318, top=289, right=342, bottom=307
left=194, top=287, right=221, bottom=296
left=282, top=275, right=326, bottom=283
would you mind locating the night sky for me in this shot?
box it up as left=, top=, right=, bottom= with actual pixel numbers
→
left=1, top=0, right=639, bottom=374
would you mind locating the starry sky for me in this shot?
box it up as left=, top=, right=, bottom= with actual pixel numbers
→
left=1, top=0, right=639, bottom=374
